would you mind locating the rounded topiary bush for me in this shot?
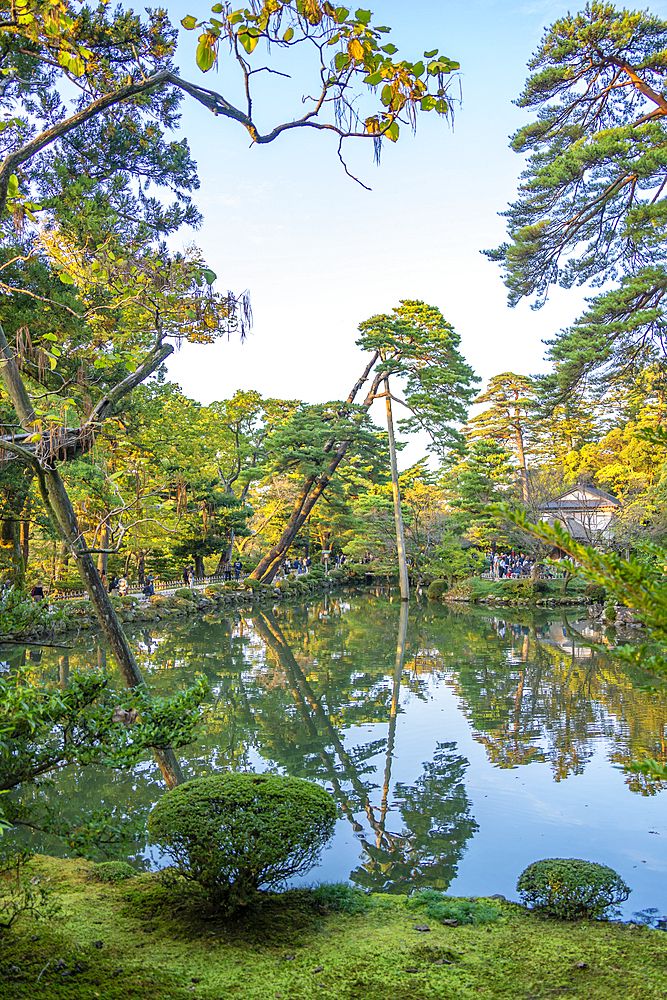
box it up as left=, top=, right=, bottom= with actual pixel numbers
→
left=174, top=588, right=195, bottom=601
left=427, top=579, right=448, bottom=600
left=147, top=773, right=336, bottom=910
left=585, top=583, right=607, bottom=602
left=517, top=858, right=630, bottom=919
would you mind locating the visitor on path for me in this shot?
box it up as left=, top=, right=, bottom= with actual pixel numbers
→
left=143, top=572, right=155, bottom=597
left=223, top=559, right=232, bottom=582
left=109, top=575, right=119, bottom=594
left=30, top=582, right=44, bottom=601
left=234, top=559, right=242, bottom=581
left=118, top=575, right=128, bottom=596
left=305, top=556, right=311, bottom=573
left=182, top=566, right=189, bottom=586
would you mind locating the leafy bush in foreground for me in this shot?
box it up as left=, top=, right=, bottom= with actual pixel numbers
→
left=147, top=773, right=336, bottom=910
left=406, top=890, right=501, bottom=926
left=517, top=859, right=630, bottom=919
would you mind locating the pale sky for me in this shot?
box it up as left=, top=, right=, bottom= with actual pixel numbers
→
left=162, top=1, right=667, bottom=461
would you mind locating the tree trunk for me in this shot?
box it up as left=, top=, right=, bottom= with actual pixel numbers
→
left=137, top=549, right=145, bottom=585
left=40, top=466, right=184, bottom=787
left=384, top=377, right=409, bottom=602
left=250, top=352, right=383, bottom=583
left=55, top=540, right=69, bottom=581
left=514, top=416, right=530, bottom=504
left=20, top=518, right=29, bottom=571
left=194, top=554, right=205, bottom=579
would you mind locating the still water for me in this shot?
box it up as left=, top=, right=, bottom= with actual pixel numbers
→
left=8, top=591, right=667, bottom=917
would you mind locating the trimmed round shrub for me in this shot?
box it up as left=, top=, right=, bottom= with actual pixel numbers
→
left=427, top=579, right=448, bottom=600
left=174, top=588, right=195, bottom=601
left=87, top=860, right=136, bottom=884
left=147, top=773, right=336, bottom=910
left=604, top=603, right=617, bottom=623
left=517, top=859, right=630, bottom=919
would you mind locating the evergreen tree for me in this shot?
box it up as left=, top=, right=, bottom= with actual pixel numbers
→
left=466, top=373, right=536, bottom=502
left=487, top=3, right=667, bottom=396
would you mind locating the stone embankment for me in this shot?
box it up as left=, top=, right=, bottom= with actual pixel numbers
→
left=4, top=576, right=334, bottom=643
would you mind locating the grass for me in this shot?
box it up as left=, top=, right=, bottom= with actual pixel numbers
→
left=467, top=576, right=588, bottom=602
left=1, top=855, right=666, bottom=1000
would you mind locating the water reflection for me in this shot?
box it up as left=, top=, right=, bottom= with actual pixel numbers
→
left=6, top=593, right=667, bottom=893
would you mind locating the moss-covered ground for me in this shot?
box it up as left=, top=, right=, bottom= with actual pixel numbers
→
left=2, top=856, right=667, bottom=1000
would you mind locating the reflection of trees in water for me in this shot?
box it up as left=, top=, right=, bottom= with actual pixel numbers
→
left=350, top=742, right=478, bottom=893
left=439, top=609, right=667, bottom=794
left=253, top=605, right=478, bottom=893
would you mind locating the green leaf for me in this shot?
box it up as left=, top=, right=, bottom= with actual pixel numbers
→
left=202, top=269, right=217, bottom=285
left=335, top=7, right=349, bottom=21
left=211, top=3, right=223, bottom=11
left=364, top=70, right=383, bottom=85
left=238, top=30, right=259, bottom=54
left=424, top=49, right=438, bottom=58
left=381, top=43, right=397, bottom=55
left=334, top=51, right=350, bottom=70
left=381, top=84, right=392, bottom=106
left=58, top=272, right=75, bottom=285
left=181, top=15, right=197, bottom=30
left=420, top=95, right=437, bottom=111
left=386, top=121, right=399, bottom=142
left=228, top=11, right=245, bottom=24
left=412, top=60, right=424, bottom=77
left=355, top=8, right=371, bottom=24
left=283, top=27, right=294, bottom=41
left=41, top=333, right=58, bottom=342
left=196, top=35, right=217, bottom=71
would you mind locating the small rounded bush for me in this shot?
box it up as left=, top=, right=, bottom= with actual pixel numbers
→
left=174, top=588, right=195, bottom=601
left=88, top=860, right=136, bottom=884
left=427, top=580, right=448, bottom=599
left=147, top=773, right=336, bottom=909
left=604, top=603, right=617, bottom=623
left=586, top=583, right=607, bottom=601
left=517, top=858, right=630, bottom=919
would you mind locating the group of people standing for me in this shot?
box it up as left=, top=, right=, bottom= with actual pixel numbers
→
left=280, top=555, right=311, bottom=576
left=490, top=550, right=536, bottom=579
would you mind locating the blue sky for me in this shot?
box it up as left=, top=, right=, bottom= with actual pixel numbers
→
left=163, top=1, right=667, bottom=455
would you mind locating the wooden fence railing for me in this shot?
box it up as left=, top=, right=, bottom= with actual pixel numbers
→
left=49, top=573, right=233, bottom=602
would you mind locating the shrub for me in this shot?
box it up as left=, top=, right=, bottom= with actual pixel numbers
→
left=174, top=588, right=195, bottom=601
left=406, top=890, right=501, bottom=926
left=147, top=773, right=336, bottom=910
left=516, top=858, right=630, bottom=919
left=87, top=861, right=136, bottom=884
left=427, top=580, right=448, bottom=600
left=501, top=579, right=533, bottom=598
left=586, top=583, right=607, bottom=602
left=205, top=585, right=222, bottom=596
left=604, top=603, right=617, bottom=623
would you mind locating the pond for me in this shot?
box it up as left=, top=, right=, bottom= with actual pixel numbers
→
left=6, top=590, right=667, bottom=919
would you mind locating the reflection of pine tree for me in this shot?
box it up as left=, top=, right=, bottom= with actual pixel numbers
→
left=350, top=742, right=478, bottom=894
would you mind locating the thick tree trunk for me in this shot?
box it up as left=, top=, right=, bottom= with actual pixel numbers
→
left=39, top=466, right=184, bottom=787
left=250, top=352, right=382, bottom=583
left=0, top=324, right=183, bottom=786
left=194, top=554, right=205, bottom=579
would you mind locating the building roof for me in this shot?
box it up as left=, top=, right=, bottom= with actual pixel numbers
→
left=537, top=484, right=621, bottom=512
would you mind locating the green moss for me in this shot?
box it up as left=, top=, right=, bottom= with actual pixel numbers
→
left=9, top=856, right=667, bottom=1000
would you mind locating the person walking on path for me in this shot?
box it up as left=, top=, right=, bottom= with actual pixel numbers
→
left=234, top=559, right=242, bottom=581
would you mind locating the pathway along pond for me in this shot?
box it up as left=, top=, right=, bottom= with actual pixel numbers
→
left=6, top=590, right=667, bottom=918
